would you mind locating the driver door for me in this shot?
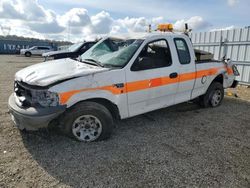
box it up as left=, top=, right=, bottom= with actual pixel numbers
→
left=31, top=47, right=39, bottom=55
left=126, top=39, right=178, bottom=117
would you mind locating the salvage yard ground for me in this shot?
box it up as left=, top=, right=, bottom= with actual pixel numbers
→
left=0, top=55, right=250, bottom=188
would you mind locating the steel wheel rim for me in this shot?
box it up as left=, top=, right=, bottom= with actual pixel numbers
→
left=72, top=115, right=102, bottom=142
left=211, top=90, right=222, bottom=107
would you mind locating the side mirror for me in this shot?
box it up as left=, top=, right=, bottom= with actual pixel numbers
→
left=131, top=57, right=151, bottom=71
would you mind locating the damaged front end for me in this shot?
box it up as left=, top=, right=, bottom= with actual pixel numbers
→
left=14, top=81, right=59, bottom=108
left=8, top=81, right=66, bottom=131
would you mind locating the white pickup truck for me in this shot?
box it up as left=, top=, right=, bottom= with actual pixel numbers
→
left=8, top=32, right=239, bottom=142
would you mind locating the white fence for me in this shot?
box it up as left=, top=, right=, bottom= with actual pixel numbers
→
left=190, top=27, right=250, bottom=85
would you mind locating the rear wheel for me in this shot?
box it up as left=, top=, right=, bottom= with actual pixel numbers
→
left=199, top=82, right=224, bottom=108
left=25, top=52, right=31, bottom=57
left=60, top=101, right=114, bottom=142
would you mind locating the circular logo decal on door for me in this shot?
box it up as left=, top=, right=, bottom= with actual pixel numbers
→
left=201, top=76, right=207, bottom=84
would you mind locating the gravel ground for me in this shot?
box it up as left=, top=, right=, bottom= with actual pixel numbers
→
left=226, top=86, right=250, bottom=102
left=0, top=55, right=250, bottom=188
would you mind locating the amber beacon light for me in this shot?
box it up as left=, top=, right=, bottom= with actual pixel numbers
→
left=157, top=24, right=174, bottom=32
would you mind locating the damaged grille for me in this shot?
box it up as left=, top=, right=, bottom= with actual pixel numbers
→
left=14, top=81, right=33, bottom=107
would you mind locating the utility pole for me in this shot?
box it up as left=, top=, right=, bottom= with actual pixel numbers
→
left=68, top=22, right=71, bottom=41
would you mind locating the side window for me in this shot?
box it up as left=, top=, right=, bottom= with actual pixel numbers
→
left=88, top=43, right=95, bottom=48
left=38, top=47, right=49, bottom=50
left=80, top=45, right=86, bottom=50
left=131, top=39, right=172, bottom=71
left=174, top=38, right=191, bottom=64
left=81, top=44, right=89, bottom=51
left=83, top=43, right=94, bottom=51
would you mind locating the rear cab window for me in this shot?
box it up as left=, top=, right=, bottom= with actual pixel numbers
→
left=174, top=38, right=191, bottom=64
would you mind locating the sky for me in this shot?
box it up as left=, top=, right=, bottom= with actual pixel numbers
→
left=0, top=0, right=249, bottom=42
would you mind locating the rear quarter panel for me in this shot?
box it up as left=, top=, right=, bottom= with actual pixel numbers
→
left=192, top=62, right=234, bottom=99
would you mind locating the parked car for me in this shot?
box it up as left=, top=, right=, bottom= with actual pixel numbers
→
left=42, top=41, right=97, bottom=61
left=20, top=46, right=52, bottom=57
left=9, top=32, right=239, bottom=142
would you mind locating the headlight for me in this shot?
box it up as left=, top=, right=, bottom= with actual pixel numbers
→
left=232, top=65, right=240, bottom=76
left=32, top=90, right=59, bottom=107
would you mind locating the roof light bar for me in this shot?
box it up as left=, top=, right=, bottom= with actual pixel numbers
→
left=157, top=24, right=174, bottom=32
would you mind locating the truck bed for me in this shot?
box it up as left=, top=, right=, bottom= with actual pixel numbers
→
left=196, top=60, right=221, bottom=64
left=194, top=49, right=215, bottom=62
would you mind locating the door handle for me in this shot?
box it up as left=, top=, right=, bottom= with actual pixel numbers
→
left=169, top=72, right=178, bottom=79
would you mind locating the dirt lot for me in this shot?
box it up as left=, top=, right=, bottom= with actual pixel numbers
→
left=0, top=55, right=250, bottom=188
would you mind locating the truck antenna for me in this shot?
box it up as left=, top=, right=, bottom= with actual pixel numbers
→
left=148, top=24, right=152, bottom=33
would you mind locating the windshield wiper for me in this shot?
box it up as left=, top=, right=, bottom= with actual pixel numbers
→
left=82, top=58, right=104, bottom=67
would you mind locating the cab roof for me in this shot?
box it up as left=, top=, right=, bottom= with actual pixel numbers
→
left=109, top=32, right=186, bottom=40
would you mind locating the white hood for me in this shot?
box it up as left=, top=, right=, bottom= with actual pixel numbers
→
left=15, top=58, right=109, bottom=86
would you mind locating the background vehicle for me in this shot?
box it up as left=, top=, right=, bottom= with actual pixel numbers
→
left=20, top=46, right=52, bottom=57
left=9, top=32, right=239, bottom=142
left=42, top=41, right=97, bottom=61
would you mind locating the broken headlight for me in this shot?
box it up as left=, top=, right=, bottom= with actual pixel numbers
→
left=232, top=65, right=240, bottom=76
left=32, top=90, right=59, bottom=107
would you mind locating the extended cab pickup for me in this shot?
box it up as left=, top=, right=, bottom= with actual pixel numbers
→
left=8, top=32, right=239, bottom=142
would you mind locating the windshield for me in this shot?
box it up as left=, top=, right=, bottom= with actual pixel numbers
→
left=80, top=37, right=143, bottom=68
left=68, top=42, right=84, bottom=52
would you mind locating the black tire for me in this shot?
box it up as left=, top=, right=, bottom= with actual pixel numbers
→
left=199, top=82, right=224, bottom=108
left=25, top=52, right=31, bottom=57
left=60, top=101, right=114, bottom=142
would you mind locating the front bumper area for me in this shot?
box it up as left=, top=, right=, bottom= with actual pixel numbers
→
left=8, top=93, right=66, bottom=131
left=20, top=51, right=26, bottom=55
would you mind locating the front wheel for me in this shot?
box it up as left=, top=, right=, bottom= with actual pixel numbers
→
left=60, top=102, right=114, bottom=142
left=25, top=52, right=31, bottom=57
left=199, top=82, right=224, bottom=108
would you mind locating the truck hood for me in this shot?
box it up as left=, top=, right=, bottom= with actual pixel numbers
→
left=20, top=49, right=28, bottom=52
left=15, top=58, right=109, bottom=87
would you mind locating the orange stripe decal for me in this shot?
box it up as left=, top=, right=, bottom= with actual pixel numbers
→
left=226, top=67, right=234, bottom=75
left=125, top=80, right=149, bottom=93
left=150, top=78, right=162, bottom=87
left=59, top=86, right=123, bottom=104
left=179, top=72, right=196, bottom=82
left=59, top=67, right=227, bottom=104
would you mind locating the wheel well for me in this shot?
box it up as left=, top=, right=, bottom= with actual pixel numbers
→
left=212, top=74, right=223, bottom=85
left=84, top=98, right=121, bottom=120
